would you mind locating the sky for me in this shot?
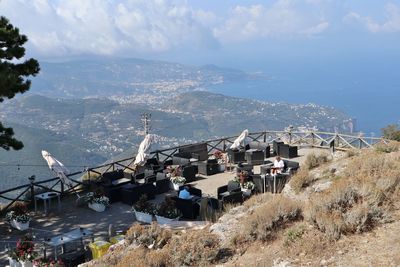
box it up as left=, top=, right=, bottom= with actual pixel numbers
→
left=1, top=0, right=400, bottom=68
left=1, top=0, right=399, bottom=133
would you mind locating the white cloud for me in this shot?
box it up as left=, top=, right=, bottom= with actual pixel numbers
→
left=344, top=3, right=400, bottom=33
left=214, top=1, right=330, bottom=43
left=0, top=0, right=359, bottom=57
left=0, top=0, right=217, bottom=56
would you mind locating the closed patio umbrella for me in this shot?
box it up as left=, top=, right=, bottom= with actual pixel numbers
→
left=42, top=150, right=84, bottom=205
left=230, top=129, right=249, bottom=150
left=134, top=134, right=154, bottom=166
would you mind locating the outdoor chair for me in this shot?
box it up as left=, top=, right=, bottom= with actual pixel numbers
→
left=260, top=161, right=274, bottom=175
left=236, top=163, right=254, bottom=175
left=245, top=149, right=265, bottom=165
left=227, top=149, right=246, bottom=164
left=283, top=160, right=300, bottom=175
left=273, top=140, right=284, bottom=156
left=178, top=142, right=209, bottom=161
left=196, top=159, right=219, bottom=176
left=279, top=144, right=298, bottom=158
left=171, top=196, right=200, bottom=219
left=250, top=174, right=265, bottom=194
left=178, top=186, right=202, bottom=197
left=155, top=173, right=170, bottom=194
left=248, top=141, right=270, bottom=159
left=120, top=183, right=155, bottom=206
left=182, top=165, right=197, bottom=182
left=217, top=181, right=241, bottom=200
left=221, top=191, right=243, bottom=208
left=99, top=170, right=132, bottom=203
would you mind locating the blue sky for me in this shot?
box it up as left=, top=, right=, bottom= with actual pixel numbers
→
left=1, top=0, right=399, bottom=68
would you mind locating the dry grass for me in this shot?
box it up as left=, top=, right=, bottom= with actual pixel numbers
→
left=167, top=229, right=223, bottom=266
left=243, top=192, right=274, bottom=208
left=125, top=223, right=172, bottom=249
left=306, top=150, right=400, bottom=240
left=115, top=247, right=169, bottom=267
left=303, top=152, right=330, bottom=170
left=240, top=196, right=302, bottom=242
left=94, top=226, right=223, bottom=267
left=374, top=142, right=399, bottom=153
left=290, top=169, right=315, bottom=193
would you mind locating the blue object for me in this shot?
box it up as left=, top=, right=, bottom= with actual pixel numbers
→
left=179, top=189, right=192, bottom=199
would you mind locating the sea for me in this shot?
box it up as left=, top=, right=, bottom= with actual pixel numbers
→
left=206, top=74, right=399, bottom=136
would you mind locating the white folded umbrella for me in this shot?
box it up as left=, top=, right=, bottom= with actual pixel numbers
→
left=134, top=134, right=154, bottom=166
left=42, top=150, right=84, bottom=205
left=230, top=129, right=249, bottom=149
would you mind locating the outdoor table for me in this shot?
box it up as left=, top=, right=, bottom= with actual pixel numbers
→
left=44, top=228, right=93, bottom=260
left=34, top=192, right=61, bottom=215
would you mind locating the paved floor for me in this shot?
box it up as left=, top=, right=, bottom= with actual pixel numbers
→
left=0, top=147, right=325, bottom=265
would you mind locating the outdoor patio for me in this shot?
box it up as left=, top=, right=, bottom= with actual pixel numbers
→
left=0, top=147, right=320, bottom=266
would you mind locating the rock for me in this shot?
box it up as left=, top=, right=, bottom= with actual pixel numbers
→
left=273, top=258, right=292, bottom=267
left=320, top=259, right=327, bottom=266
left=313, top=181, right=333, bottom=192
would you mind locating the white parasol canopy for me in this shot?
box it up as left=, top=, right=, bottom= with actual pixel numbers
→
left=42, top=150, right=85, bottom=205
left=41, top=150, right=70, bottom=183
left=134, top=134, right=154, bottom=166
left=230, top=129, right=249, bottom=149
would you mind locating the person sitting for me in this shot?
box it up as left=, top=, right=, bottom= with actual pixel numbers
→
left=179, top=185, right=202, bottom=202
left=271, top=156, right=284, bottom=175
left=179, top=186, right=193, bottom=200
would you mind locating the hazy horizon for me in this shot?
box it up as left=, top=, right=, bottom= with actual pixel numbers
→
left=1, top=0, right=399, bottom=134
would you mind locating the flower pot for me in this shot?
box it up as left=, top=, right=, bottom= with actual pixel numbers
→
left=11, top=219, right=30, bottom=231
left=8, top=257, right=22, bottom=267
left=20, top=261, right=33, bottom=267
left=218, top=164, right=225, bottom=172
left=89, top=203, right=106, bottom=212
left=241, top=188, right=252, bottom=197
left=134, top=211, right=153, bottom=223
left=155, top=215, right=180, bottom=225
left=171, top=182, right=184, bottom=191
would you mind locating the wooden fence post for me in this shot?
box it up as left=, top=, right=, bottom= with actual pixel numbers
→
left=29, top=175, right=35, bottom=205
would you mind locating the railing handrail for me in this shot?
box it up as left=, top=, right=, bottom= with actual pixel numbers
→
left=1, top=129, right=388, bottom=211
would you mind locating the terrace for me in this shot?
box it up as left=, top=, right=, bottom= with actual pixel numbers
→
left=0, top=130, right=386, bottom=266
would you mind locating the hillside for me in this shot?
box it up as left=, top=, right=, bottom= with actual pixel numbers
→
left=0, top=92, right=350, bottom=190
left=30, top=58, right=255, bottom=99
left=82, top=143, right=400, bottom=266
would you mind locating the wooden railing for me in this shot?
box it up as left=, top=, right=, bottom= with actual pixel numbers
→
left=0, top=130, right=387, bottom=213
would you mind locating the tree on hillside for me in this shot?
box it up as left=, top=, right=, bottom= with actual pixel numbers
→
left=381, top=124, right=400, bottom=142
left=0, top=16, right=40, bottom=150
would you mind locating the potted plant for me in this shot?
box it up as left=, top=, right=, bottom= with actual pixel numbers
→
left=213, top=150, right=226, bottom=172
left=85, top=189, right=110, bottom=212
left=132, top=195, right=155, bottom=224
left=33, top=258, right=65, bottom=267
left=155, top=198, right=182, bottom=224
left=241, top=181, right=255, bottom=196
left=5, top=203, right=31, bottom=231
left=7, top=234, right=37, bottom=267
left=169, top=176, right=186, bottom=191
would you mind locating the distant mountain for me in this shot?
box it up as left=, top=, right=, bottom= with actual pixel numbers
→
left=30, top=58, right=256, bottom=99
left=0, top=58, right=350, bottom=192
left=0, top=92, right=350, bottom=191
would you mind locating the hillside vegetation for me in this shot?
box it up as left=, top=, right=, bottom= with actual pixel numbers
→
left=0, top=92, right=350, bottom=191
left=84, top=143, right=400, bottom=266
